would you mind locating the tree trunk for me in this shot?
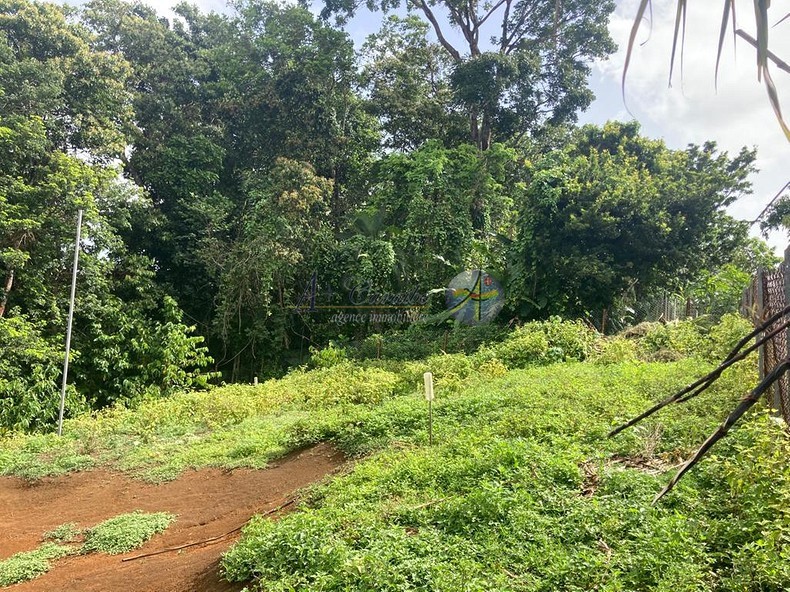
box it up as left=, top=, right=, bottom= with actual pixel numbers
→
left=470, top=111, right=480, bottom=149
left=0, top=267, right=15, bottom=318
left=480, top=111, right=492, bottom=151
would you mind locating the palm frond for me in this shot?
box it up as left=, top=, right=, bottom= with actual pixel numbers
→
left=625, top=0, right=790, bottom=142
left=668, top=0, right=687, bottom=86
left=715, top=0, right=736, bottom=90
left=621, top=0, right=652, bottom=108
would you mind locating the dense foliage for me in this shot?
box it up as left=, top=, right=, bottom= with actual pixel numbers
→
left=0, top=0, right=775, bottom=431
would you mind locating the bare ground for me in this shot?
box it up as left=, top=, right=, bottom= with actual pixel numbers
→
left=0, top=443, right=344, bottom=592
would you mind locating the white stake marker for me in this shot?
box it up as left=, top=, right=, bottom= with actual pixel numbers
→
left=423, top=372, right=434, bottom=401
left=424, top=372, right=434, bottom=445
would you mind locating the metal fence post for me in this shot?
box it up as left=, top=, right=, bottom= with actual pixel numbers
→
left=782, top=247, right=790, bottom=418
left=756, top=268, right=766, bottom=383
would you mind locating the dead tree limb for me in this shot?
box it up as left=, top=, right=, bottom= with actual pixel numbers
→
left=652, top=359, right=790, bottom=503
left=608, top=314, right=790, bottom=438
left=608, top=304, right=790, bottom=503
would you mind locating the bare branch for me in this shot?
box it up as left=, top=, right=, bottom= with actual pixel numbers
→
left=479, top=0, right=507, bottom=27
left=652, top=358, right=790, bottom=504
left=501, top=0, right=512, bottom=53
left=609, top=304, right=790, bottom=438
left=410, top=0, right=462, bottom=61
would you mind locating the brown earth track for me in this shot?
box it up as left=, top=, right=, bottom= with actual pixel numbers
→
left=0, top=443, right=344, bottom=592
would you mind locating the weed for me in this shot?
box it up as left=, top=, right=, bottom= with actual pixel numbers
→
left=43, top=522, right=82, bottom=544
left=0, top=543, right=73, bottom=586
left=82, top=512, right=175, bottom=555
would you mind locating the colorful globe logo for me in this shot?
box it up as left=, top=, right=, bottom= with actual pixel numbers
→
left=445, top=270, right=504, bottom=325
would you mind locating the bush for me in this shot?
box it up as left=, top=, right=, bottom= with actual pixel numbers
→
left=495, top=329, right=550, bottom=368
left=589, top=336, right=640, bottom=365
left=308, top=341, right=348, bottom=368
left=626, top=315, right=753, bottom=364
left=272, top=363, right=403, bottom=406
left=0, top=314, right=87, bottom=433
left=494, top=317, right=598, bottom=368
left=403, top=353, right=476, bottom=393
left=351, top=323, right=509, bottom=361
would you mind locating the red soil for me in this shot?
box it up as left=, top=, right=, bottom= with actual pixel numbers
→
left=0, top=443, right=344, bottom=592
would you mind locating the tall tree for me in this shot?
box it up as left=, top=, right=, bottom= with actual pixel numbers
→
left=509, top=121, right=757, bottom=319
left=330, top=0, right=616, bottom=149
left=1, top=0, right=212, bottom=429
left=81, top=0, right=379, bottom=377
left=361, top=15, right=467, bottom=150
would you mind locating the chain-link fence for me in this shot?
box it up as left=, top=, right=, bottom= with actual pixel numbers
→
left=592, top=292, right=698, bottom=333
left=741, top=249, right=790, bottom=424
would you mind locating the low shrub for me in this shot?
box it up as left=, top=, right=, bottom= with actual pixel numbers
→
left=589, top=337, right=640, bottom=365
left=0, top=543, right=73, bottom=586
left=494, top=317, right=598, bottom=368
left=82, top=511, right=175, bottom=554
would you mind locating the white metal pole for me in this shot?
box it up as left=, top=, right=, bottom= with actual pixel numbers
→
left=58, top=209, right=83, bottom=436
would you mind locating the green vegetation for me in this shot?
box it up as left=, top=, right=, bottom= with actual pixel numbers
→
left=0, top=513, right=174, bottom=586
left=0, top=0, right=775, bottom=434
left=218, top=319, right=790, bottom=591
left=0, top=316, right=746, bottom=481
left=1, top=315, right=787, bottom=589
left=43, top=523, right=81, bottom=544
left=0, top=543, right=73, bottom=587
left=0, top=315, right=749, bottom=479
left=82, top=512, right=175, bottom=555
left=2, top=0, right=785, bottom=587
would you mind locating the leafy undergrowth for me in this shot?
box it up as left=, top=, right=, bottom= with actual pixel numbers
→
left=0, top=544, right=74, bottom=587
left=0, top=315, right=750, bottom=482
left=221, top=358, right=790, bottom=591
left=3, top=315, right=787, bottom=589
left=82, top=512, right=175, bottom=555
left=0, top=512, right=175, bottom=587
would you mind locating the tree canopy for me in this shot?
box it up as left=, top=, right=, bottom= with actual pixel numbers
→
left=0, top=0, right=773, bottom=431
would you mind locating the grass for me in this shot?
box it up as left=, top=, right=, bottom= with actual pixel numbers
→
left=0, top=543, right=73, bottom=587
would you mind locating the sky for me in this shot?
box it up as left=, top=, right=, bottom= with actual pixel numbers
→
left=70, top=0, right=790, bottom=251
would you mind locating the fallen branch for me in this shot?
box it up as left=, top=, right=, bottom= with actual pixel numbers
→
left=607, top=303, right=790, bottom=503
left=652, top=358, right=790, bottom=504
left=608, top=314, right=790, bottom=437
left=121, top=498, right=297, bottom=562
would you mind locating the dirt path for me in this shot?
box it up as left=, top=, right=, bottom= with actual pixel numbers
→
left=0, top=443, right=344, bottom=592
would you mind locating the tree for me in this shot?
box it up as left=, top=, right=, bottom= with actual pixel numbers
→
left=1, top=0, right=213, bottom=428
left=758, top=183, right=790, bottom=235
left=81, top=0, right=379, bottom=378
left=509, top=121, right=757, bottom=319
left=329, top=0, right=616, bottom=149
left=211, top=159, right=335, bottom=379
left=370, top=140, right=516, bottom=291
left=361, top=15, right=467, bottom=150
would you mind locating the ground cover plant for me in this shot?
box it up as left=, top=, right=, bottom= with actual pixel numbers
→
left=0, top=543, right=73, bottom=587
left=81, top=512, right=175, bottom=555
left=0, top=512, right=175, bottom=587
left=2, top=317, right=787, bottom=590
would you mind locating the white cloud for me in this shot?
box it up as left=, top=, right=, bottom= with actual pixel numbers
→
left=582, top=0, right=790, bottom=251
